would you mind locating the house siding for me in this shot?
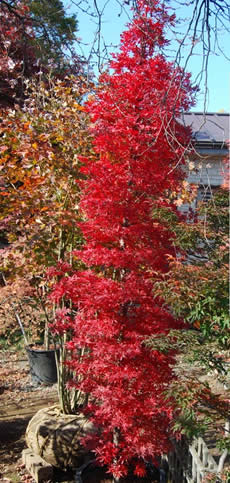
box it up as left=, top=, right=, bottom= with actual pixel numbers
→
left=187, top=159, right=225, bottom=187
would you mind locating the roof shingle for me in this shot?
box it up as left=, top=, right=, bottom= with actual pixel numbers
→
left=181, top=112, right=229, bottom=144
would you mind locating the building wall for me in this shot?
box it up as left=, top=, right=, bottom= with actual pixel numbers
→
left=180, top=150, right=227, bottom=215
left=187, top=158, right=225, bottom=187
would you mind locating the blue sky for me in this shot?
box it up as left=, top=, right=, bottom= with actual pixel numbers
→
left=65, top=0, right=229, bottom=113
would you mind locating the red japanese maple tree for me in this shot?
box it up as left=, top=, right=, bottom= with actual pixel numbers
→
left=51, top=0, right=195, bottom=478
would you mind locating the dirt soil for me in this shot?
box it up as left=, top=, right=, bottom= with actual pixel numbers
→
left=0, top=348, right=59, bottom=482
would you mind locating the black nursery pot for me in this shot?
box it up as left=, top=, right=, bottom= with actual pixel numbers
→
left=26, top=345, right=59, bottom=385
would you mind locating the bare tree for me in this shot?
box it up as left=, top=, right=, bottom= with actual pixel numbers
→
left=169, top=0, right=230, bottom=109
left=68, top=0, right=229, bottom=107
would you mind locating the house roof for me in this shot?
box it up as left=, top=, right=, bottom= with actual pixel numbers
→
left=180, top=112, right=229, bottom=145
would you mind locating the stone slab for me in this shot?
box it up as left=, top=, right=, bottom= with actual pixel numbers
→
left=22, top=448, right=53, bottom=482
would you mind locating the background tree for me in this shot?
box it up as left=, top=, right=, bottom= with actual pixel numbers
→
left=146, top=185, right=230, bottom=449
left=28, top=0, right=79, bottom=68
left=0, top=0, right=82, bottom=107
left=0, top=1, right=36, bottom=106
left=0, top=75, right=92, bottom=349
left=51, top=0, right=195, bottom=479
